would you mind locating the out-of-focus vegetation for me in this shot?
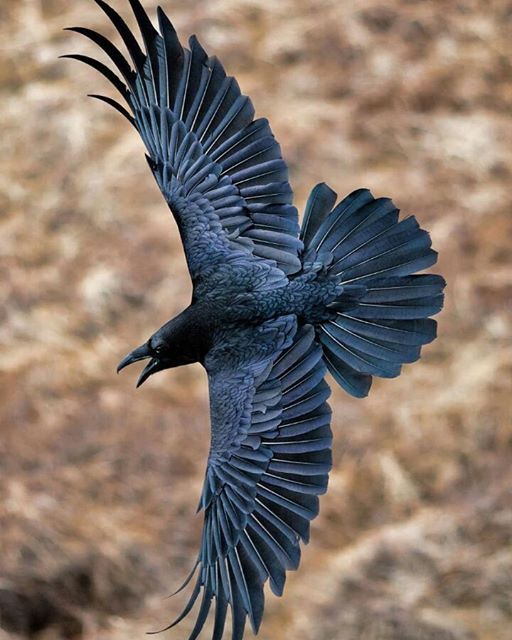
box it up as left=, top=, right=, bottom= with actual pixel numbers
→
left=1, top=0, right=511, bottom=638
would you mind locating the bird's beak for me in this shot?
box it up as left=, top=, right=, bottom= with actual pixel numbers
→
left=117, top=344, right=164, bottom=388
left=117, top=344, right=152, bottom=373
left=135, top=358, right=164, bottom=388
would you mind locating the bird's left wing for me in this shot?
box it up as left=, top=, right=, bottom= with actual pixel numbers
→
left=63, top=0, right=302, bottom=284
left=162, top=318, right=332, bottom=639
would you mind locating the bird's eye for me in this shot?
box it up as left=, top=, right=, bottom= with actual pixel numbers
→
left=154, top=345, right=163, bottom=355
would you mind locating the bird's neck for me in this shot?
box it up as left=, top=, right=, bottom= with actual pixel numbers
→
left=161, top=304, right=213, bottom=365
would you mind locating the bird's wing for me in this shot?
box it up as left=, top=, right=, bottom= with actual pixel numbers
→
left=64, top=0, right=302, bottom=284
left=161, top=317, right=332, bottom=639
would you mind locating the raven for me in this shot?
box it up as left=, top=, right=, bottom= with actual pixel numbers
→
left=64, top=1, right=445, bottom=638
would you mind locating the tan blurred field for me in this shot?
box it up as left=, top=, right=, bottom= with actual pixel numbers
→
left=1, top=0, right=511, bottom=639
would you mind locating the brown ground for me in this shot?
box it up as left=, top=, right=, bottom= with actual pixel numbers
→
left=1, top=1, right=511, bottom=639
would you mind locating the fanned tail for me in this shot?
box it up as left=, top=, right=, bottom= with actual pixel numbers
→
left=301, top=183, right=446, bottom=398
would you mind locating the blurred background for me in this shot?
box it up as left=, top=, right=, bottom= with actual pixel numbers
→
left=1, top=0, right=511, bottom=638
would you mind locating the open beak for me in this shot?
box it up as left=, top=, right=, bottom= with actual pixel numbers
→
left=117, top=344, right=164, bottom=388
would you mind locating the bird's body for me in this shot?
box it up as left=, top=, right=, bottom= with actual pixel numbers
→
left=202, top=272, right=338, bottom=326
left=65, top=2, right=446, bottom=638
left=146, top=261, right=339, bottom=373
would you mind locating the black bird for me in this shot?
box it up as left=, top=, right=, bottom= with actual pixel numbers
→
left=64, top=1, right=445, bottom=638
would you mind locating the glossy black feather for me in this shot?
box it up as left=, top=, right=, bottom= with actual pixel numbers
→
left=300, top=182, right=337, bottom=247
left=157, top=7, right=184, bottom=107
left=88, top=94, right=135, bottom=124
left=93, top=0, right=146, bottom=81
left=60, top=53, right=130, bottom=100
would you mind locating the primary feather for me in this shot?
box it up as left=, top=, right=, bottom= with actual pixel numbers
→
left=64, top=2, right=445, bottom=638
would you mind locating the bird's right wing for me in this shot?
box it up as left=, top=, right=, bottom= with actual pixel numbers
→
left=160, top=319, right=332, bottom=639
left=63, top=0, right=302, bottom=287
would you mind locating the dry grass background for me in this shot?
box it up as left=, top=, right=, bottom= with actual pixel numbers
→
left=1, top=0, right=512, bottom=638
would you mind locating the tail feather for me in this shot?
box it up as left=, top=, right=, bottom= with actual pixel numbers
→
left=302, top=185, right=445, bottom=398
left=329, top=211, right=413, bottom=268
left=322, top=350, right=372, bottom=399
left=300, top=182, right=337, bottom=247
left=310, top=195, right=396, bottom=255
left=322, top=320, right=422, bottom=364
left=335, top=316, right=438, bottom=346
left=320, top=325, right=402, bottom=378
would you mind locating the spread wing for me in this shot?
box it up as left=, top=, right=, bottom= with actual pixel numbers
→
left=63, top=0, right=303, bottom=283
left=161, top=319, right=332, bottom=639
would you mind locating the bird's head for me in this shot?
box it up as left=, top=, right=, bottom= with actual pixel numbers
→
left=117, top=317, right=196, bottom=387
